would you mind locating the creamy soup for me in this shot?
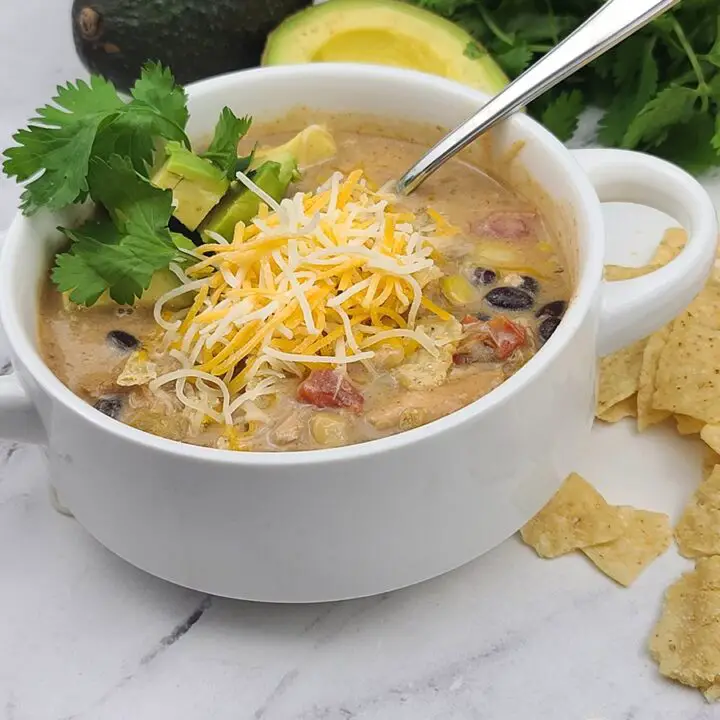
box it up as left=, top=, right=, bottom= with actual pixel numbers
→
left=38, top=115, right=570, bottom=451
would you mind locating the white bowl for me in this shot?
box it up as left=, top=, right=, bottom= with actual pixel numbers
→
left=0, top=64, right=717, bottom=602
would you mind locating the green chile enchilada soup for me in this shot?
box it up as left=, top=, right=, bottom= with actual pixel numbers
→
left=38, top=115, right=571, bottom=451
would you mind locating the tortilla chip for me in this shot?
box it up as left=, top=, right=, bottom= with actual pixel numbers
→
left=686, top=281, right=720, bottom=329
left=702, top=424, right=720, bottom=455
left=637, top=325, right=672, bottom=431
left=675, top=466, right=720, bottom=558
left=520, top=473, right=626, bottom=558
left=677, top=414, right=706, bottom=436
left=597, top=395, right=637, bottom=423
left=649, top=556, right=720, bottom=701
left=597, top=340, right=646, bottom=416
left=604, top=264, right=654, bottom=281
left=653, top=314, right=720, bottom=424
left=117, top=350, right=157, bottom=387
left=582, top=506, right=671, bottom=586
left=703, top=445, right=720, bottom=481
left=651, top=228, right=687, bottom=266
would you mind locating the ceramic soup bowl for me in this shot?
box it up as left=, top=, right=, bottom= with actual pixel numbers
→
left=1, top=64, right=717, bottom=602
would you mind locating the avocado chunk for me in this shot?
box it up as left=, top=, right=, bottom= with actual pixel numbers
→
left=151, top=142, right=230, bottom=231
left=71, top=0, right=311, bottom=93
left=201, top=156, right=298, bottom=242
left=262, top=0, right=507, bottom=94
left=253, top=125, right=336, bottom=170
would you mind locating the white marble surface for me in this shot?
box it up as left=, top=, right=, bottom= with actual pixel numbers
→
left=3, top=2, right=720, bottom=718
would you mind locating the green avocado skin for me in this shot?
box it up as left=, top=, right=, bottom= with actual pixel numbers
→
left=71, top=0, right=310, bottom=92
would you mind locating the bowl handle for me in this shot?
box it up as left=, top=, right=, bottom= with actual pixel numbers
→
left=0, top=372, right=46, bottom=444
left=572, top=148, right=718, bottom=357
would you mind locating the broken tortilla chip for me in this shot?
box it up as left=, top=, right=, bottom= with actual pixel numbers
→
left=703, top=445, right=720, bottom=481
left=675, top=466, right=720, bottom=558
left=597, top=340, right=646, bottom=416
left=649, top=556, right=720, bottom=701
left=597, top=395, right=637, bottom=423
left=603, top=264, right=654, bottom=282
left=653, top=313, right=720, bottom=424
left=637, top=325, right=672, bottom=431
left=701, top=424, right=720, bottom=455
left=651, top=228, right=687, bottom=266
left=583, top=506, right=671, bottom=586
left=677, top=414, right=706, bottom=436
left=520, top=473, right=626, bottom=558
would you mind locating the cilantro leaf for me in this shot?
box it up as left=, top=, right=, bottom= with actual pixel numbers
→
left=2, top=75, right=124, bottom=213
left=130, top=62, right=189, bottom=130
left=463, top=42, right=485, bottom=60
left=539, top=90, right=584, bottom=141
left=124, top=62, right=190, bottom=149
left=53, top=218, right=176, bottom=306
left=87, top=154, right=175, bottom=245
left=52, top=243, right=111, bottom=307
left=53, top=155, right=177, bottom=306
left=705, top=16, right=720, bottom=68
left=91, top=114, right=157, bottom=175
left=623, top=85, right=699, bottom=148
left=496, top=44, right=533, bottom=76
left=598, top=39, right=659, bottom=146
left=712, top=113, right=720, bottom=154
left=3, top=63, right=191, bottom=214
left=655, top=112, right=718, bottom=174
left=201, top=107, right=252, bottom=179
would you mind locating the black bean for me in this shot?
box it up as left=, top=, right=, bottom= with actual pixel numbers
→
left=472, top=267, right=497, bottom=286
left=485, top=286, right=534, bottom=311
left=93, top=396, right=123, bottom=420
left=107, top=330, right=139, bottom=352
left=536, top=300, right=567, bottom=319
left=475, top=312, right=491, bottom=321
left=520, top=275, right=540, bottom=294
left=538, top=316, right=561, bottom=344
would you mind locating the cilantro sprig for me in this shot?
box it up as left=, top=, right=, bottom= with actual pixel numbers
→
left=417, top=0, right=720, bottom=172
left=3, top=62, right=189, bottom=214
left=2, top=63, right=254, bottom=307
left=52, top=155, right=178, bottom=306
left=201, top=107, right=253, bottom=179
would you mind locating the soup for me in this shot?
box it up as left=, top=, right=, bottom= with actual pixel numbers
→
left=38, top=115, right=570, bottom=451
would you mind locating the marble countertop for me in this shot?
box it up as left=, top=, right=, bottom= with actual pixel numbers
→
left=2, top=2, right=720, bottom=718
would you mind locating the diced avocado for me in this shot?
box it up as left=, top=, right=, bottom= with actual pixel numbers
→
left=200, top=157, right=298, bottom=242
left=253, top=125, right=336, bottom=170
left=262, top=0, right=508, bottom=94
left=62, top=268, right=194, bottom=312
left=170, top=231, right=197, bottom=255
left=151, top=142, right=230, bottom=231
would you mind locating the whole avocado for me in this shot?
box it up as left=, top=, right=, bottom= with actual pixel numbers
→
left=72, top=0, right=310, bottom=92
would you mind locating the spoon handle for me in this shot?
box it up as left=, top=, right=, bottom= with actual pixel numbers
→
left=396, top=0, right=680, bottom=195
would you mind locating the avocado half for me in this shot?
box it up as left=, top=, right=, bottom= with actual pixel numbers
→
left=262, top=0, right=508, bottom=94
left=72, top=0, right=311, bottom=92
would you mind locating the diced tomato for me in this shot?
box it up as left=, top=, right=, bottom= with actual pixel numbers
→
left=486, top=316, right=526, bottom=359
left=473, top=211, right=537, bottom=240
left=455, top=315, right=526, bottom=364
left=297, top=369, right=364, bottom=413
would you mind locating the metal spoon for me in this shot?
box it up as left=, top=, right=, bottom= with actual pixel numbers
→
left=395, top=0, right=680, bottom=195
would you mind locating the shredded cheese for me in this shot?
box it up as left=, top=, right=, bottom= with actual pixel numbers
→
left=152, top=169, right=450, bottom=427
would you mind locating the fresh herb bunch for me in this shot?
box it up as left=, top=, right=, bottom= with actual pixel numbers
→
left=2, top=63, right=252, bottom=305
left=415, top=0, right=720, bottom=173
